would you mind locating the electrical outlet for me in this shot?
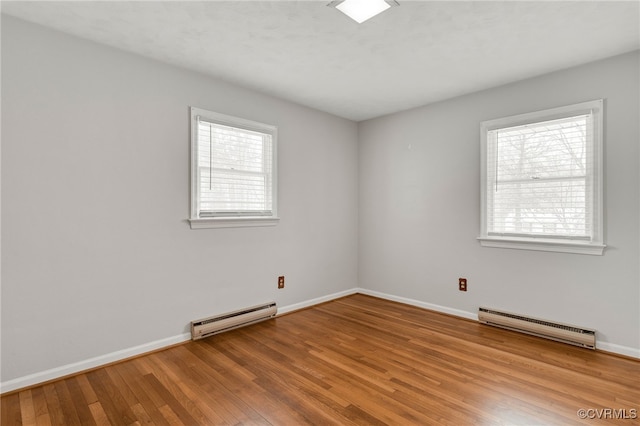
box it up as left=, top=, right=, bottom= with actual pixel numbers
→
left=278, top=276, right=285, bottom=289
left=459, top=278, right=467, bottom=292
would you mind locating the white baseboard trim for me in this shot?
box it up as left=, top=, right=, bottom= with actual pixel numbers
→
left=0, top=333, right=192, bottom=394
left=596, top=341, right=640, bottom=359
left=1, top=289, right=359, bottom=394
left=3, top=288, right=637, bottom=393
left=357, top=288, right=478, bottom=321
left=359, top=289, right=639, bottom=359
left=277, top=287, right=359, bottom=316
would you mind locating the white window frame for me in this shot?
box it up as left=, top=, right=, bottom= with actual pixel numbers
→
left=478, top=100, right=605, bottom=255
left=189, top=107, right=279, bottom=229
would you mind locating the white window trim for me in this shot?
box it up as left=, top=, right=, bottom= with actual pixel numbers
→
left=189, top=216, right=280, bottom=229
left=478, top=100, right=605, bottom=255
left=189, top=107, right=279, bottom=230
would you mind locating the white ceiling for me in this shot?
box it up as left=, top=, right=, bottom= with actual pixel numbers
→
left=2, top=1, right=639, bottom=121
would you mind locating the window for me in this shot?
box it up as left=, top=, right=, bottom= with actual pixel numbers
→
left=189, top=107, right=278, bottom=229
left=479, top=100, right=604, bottom=255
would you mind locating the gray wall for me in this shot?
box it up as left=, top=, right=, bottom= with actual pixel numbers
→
left=1, top=16, right=359, bottom=383
left=359, top=51, right=640, bottom=355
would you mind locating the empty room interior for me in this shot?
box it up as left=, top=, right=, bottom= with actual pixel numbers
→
left=1, top=1, right=639, bottom=425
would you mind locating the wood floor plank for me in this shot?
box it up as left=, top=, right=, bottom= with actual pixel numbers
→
left=222, top=333, right=357, bottom=424
left=155, top=347, right=252, bottom=424
left=142, top=373, right=199, bottom=425
left=110, top=361, right=171, bottom=426
left=157, top=404, right=184, bottom=425
left=64, top=377, right=97, bottom=426
left=87, top=402, right=112, bottom=426
left=192, top=341, right=339, bottom=425
left=51, top=381, right=82, bottom=426
left=1, top=391, right=23, bottom=425
left=103, top=365, right=144, bottom=411
left=128, top=402, right=154, bottom=425
left=85, top=368, right=137, bottom=425
left=18, top=390, right=37, bottom=426
left=225, top=330, right=357, bottom=414
left=3, top=294, right=639, bottom=425
left=41, top=384, right=65, bottom=426
left=73, top=374, right=98, bottom=406
left=172, top=344, right=272, bottom=425
left=141, top=353, right=221, bottom=425
left=34, top=413, right=52, bottom=426
left=30, top=387, right=52, bottom=426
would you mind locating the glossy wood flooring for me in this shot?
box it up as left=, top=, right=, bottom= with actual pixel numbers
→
left=2, top=294, right=639, bottom=425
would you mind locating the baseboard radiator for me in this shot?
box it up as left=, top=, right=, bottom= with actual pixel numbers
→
left=478, top=307, right=596, bottom=349
left=191, top=302, right=277, bottom=340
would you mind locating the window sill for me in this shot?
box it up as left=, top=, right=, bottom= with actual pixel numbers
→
left=478, top=236, right=605, bottom=255
left=189, top=217, right=280, bottom=229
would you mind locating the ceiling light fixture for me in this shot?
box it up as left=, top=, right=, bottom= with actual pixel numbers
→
left=328, top=0, right=398, bottom=24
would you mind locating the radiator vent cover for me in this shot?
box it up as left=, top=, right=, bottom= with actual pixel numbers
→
left=191, top=302, right=277, bottom=340
left=478, top=307, right=596, bottom=349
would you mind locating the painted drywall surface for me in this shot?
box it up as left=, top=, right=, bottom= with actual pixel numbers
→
left=358, top=51, right=640, bottom=352
left=0, top=16, right=358, bottom=382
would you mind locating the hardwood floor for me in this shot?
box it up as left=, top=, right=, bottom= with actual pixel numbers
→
left=2, top=294, right=639, bottom=425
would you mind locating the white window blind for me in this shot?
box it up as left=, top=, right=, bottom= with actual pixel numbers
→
left=197, top=119, right=273, bottom=216
left=189, top=107, right=278, bottom=229
left=479, top=100, right=604, bottom=255
left=487, top=114, right=592, bottom=239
